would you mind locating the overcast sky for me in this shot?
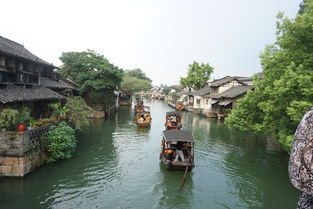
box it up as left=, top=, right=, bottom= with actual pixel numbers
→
left=1, top=0, right=300, bottom=85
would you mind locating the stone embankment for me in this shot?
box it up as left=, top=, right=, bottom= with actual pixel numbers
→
left=0, top=124, right=52, bottom=177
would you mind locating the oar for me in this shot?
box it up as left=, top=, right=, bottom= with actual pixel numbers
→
left=179, top=149, right=192, bottom=192
left=179, top=162, right=189, bottom=191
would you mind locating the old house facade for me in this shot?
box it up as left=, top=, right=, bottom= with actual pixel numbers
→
left=0, top=36, right=73, bottom=177
left=189, top=76, right=254, bottom=117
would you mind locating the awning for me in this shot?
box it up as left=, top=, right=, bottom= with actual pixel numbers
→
left=218, top=99, right=233, bottom=106
left=210, top=99, right=219, bottom=104
left=163, top=130, right=195, bottom=142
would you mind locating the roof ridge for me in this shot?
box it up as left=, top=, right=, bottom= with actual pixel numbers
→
left=0, top=36, right=24, bottom=48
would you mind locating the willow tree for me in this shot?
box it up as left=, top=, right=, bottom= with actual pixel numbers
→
left=225, top=1, right=313, bottom=151
left=180, top=61, right=214, bottom=90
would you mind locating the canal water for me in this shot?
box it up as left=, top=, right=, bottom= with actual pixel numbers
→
left=0, top=100, right=299, bottom=209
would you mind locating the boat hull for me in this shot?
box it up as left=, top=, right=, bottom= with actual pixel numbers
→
left=160, top=156, right=194, bottom=171
left=137, top=122, right=151, bottom=127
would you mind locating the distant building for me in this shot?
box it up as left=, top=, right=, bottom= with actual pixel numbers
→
left=188, top=75, right=255, bottom=118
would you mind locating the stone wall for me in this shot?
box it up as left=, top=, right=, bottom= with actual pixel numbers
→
left=0, top=124, right=53, bottom=156
left=0, top=153, right=47, bottom=177
left=0, top=124, right=53, bottom=177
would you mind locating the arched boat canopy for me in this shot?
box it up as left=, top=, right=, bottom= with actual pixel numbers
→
left=163, top=130, right=195, bottom=142
left=166, top=111, right=181, bottom=117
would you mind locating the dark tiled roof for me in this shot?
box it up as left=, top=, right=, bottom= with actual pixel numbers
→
left=209, top=76, right=246, bottom=87
left=210, top=85, right=254, bottom=99
left=40, top=77, right=74, bottom=89
left=234, top=76, right=253, bottom=82
left=0, top=85, right=64, bottom=104
left=166, top=111, right=182, bottom=116
left=163, top=130, right=195, bottom=142
left=190, top=86, right=211, bottom=96
left=0, top=36, right=55, bottom=67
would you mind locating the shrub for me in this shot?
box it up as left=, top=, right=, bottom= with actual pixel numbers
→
left=0, top=108, right=19, bottom=129
left=45, top=121, right=76, bottom=163
left=64, top=96, right=93, bottom=131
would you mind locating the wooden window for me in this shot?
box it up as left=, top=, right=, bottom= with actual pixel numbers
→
left=26, top=64, right=33, bottom=72
left=7, top=60, right=15, bottom=72
left=0, top=56, right=5, bottom=68
left=206, top=99, right=208, bottom=105
left=0, top=72, right=8, bottom=82
left=33, top=65, right=40, bottom=73
left=196, top=99, right=200, bottom=104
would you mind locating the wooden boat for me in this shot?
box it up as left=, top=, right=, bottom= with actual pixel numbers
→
left=134, top=101, right=151, bottom=113
left=175, top=101, right=185, bottom=111
left=165, top=111, right=182, bottom=130
left=134, top=101, right=144, bottom=113
left=135, top=111, right=152, bottom=127
left=160, top=130, right=195, bottom=171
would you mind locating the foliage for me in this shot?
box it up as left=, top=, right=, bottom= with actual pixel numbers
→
left=16, top=109, right=32, bottom=125
left=124, top=68, right=152, bottom=82
left=59, top=50, right=123, bottom=93
left=82, top=90, right=116, bottom=110
left=120, top=74, right=152, bottom=93
left=64, top=96, right=93, bottom=131
left=225, top=2, right=313, bottom=151
left=0, top=107, right=32, bottom=129
left=45, top=121, right=76, bottom=163
left=48, top=102, right=68, bottom=119
left=0, top=108, right=19, bottom=129
left=180, top=61, right=214, bottom=90
left=299, top=0, right=307, bottom=14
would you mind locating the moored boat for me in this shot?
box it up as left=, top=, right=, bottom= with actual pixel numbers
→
left=160, top=130, right=195, bottom=171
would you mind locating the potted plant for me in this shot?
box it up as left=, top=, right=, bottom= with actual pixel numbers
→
left=16, top=111, right=32, bottom=133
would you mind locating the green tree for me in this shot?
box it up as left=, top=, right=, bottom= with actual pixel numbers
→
left=299, top=0, right=307, bottom=14
left=59, top=50, right=123, bottom=109
left=120, top=74, right=152, bottom=93
left=124, top=68, right=152, bottom=82
left=180, top=61, right=214, bottom=90
left=59, top=50, right=123, bottom=93
left=225, top=1, right=313, bottom=151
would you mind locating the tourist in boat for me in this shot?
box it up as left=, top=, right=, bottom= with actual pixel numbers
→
left=174, top=141, right=185, bottom=162
left=289, top=108, right=313, bottom=209
left=139, top=116, right=144, bottom=123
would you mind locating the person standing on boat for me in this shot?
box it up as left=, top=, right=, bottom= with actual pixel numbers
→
left=175, top=141, right=185, bottom=162
left=289, top=108, right=313, bottom=209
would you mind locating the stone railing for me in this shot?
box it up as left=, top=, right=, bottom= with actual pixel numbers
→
left=0, top=123, right=54, bottom=157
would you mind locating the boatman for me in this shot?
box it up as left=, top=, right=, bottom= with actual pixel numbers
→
left=174, top=141, right=185, bottom=162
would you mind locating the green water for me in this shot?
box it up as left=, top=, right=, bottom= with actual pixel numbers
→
left=0, top=100, right=299, bottom=209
